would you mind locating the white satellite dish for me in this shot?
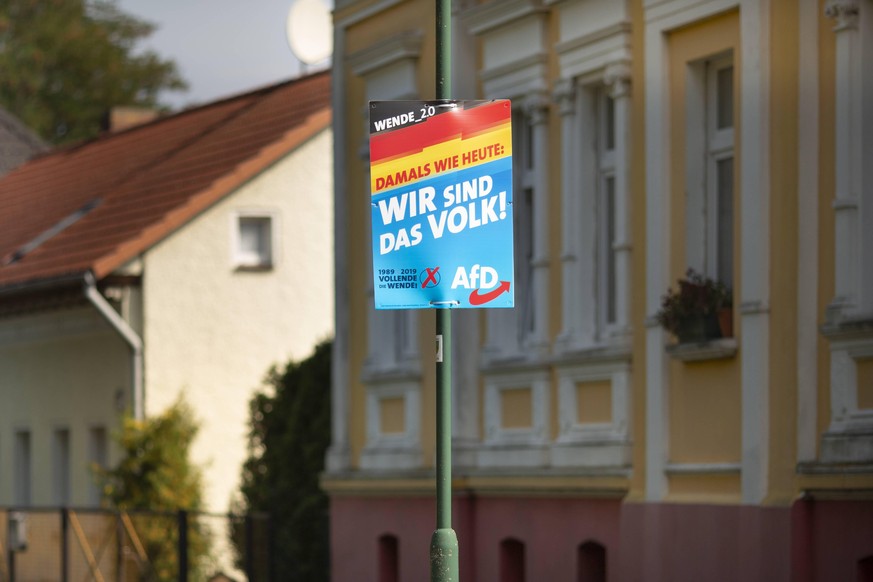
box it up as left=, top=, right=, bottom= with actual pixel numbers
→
left=286, top=0, right=333, bottom=66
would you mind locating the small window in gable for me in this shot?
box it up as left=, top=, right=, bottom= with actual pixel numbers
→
left=235, top=214, right=274, bottom=270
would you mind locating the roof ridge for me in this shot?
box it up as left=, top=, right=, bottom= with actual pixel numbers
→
left=187, top=68, right=330, bottom=114
left=98, top=71, right=331, bottom=201
left=51, top=69, right=331, bottom=153
left=89, top=106, right=331, bottom=279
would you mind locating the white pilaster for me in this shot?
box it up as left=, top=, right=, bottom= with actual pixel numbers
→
left=554, top=79, right=588, bottom=350
left=605, top=61, right=633, bottom=337
left=643, top=3, right=673, bottom=502
left=452, top=309, right=481, bottom=467
left=826, top=0, right=865, bottom=320
left=796, top=0, right=820, bottom=463
left=739, top=0, right=771, bottom=505
left=819, top=0, right=873, bottom=466
left=327, top=22, right=351, bottom=472
left=526, top=92, right=552, bottom=356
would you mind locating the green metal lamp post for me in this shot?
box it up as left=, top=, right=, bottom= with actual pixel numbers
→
left=430, top=3, right=460, bottom=581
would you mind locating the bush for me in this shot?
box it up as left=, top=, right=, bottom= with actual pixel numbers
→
left=234, top=340, right=332, bottom=581
left=95, top=397, right=212, bottom=581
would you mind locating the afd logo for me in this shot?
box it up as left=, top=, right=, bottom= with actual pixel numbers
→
left=450, top=264, right=498, bottom=289
left=451, top=264, right=511, bottom=306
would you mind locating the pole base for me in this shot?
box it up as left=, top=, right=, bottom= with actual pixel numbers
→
left=430, top=528, right=460, bottom=582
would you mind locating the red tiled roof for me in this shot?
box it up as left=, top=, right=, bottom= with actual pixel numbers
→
left=0, top=71, right=331, bottom=291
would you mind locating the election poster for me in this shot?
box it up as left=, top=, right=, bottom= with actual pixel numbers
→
left=369, top=100, right=514, bottom=310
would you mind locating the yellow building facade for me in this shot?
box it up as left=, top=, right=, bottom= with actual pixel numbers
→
left=325, top=1, right=873, bottom=580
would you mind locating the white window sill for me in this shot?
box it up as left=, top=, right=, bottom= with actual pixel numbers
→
left=234, top=263, right=273, bottom=273
left=665, top=462, right=741, bottom=475
left=666, top=337, right=738, bottom=362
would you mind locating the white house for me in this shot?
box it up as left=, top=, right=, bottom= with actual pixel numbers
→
left=0, top=71, right=333, bottom=526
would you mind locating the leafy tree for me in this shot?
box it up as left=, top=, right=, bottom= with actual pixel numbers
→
left=97, top=397, right=212, bottom=581
left=235, top=340, right=332, bottom=581
left=0, top=0, right=186, bottom=144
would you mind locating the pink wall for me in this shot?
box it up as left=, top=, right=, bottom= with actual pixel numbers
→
left=330, top=496, right=435, bottom=582
left=617, top=502, right=792, bottom=582
left=804, top=500, right=873, bottom=581
left=330, top=495, right=873, bottom=581
left=330, top=495, right=620, bottom=582
left=467, top=496, right=621, bottom=582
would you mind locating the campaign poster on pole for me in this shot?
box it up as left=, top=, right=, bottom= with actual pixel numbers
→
left=369, top=100, right=514, bottom=310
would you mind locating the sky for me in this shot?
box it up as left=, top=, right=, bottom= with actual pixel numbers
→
left=115, top=0, right=332, bottom=110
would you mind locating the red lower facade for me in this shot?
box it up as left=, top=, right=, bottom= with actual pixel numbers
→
left=329, top=495, right=873, bottom=581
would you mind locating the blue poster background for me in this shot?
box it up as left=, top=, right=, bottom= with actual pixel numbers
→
left=371, top=156, right=514, bottom=309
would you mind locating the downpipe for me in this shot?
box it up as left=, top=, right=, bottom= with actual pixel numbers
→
left=84, top=272, right=144, bottom=420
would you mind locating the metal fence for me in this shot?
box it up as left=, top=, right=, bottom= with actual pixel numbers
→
left=0, top=507, right=271, bottom=582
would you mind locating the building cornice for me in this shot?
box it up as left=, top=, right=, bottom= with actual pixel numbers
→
left=555, top=21, right=632, bottom=57
left=334, top=0, right=405, bottom=29
left=461, top=0, right=546, bottom=36
left=321, top=470, right=630, bottom=497
left=347, top=30, right=424, bottom=77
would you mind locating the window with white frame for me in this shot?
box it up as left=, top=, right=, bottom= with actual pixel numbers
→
left=362, top=144, right=419, bottom=376
left=352, top=31, right=423, bottom=381
left=464, top=0, right=554, bottom=360
left=515, top=108, right=536, bottom=343
left=556, top=66, right=631, bottom=352
left=859, top=0, right=873, bottom=317
left=485, top=107, right=536, bottom=360
left=362, top=153, right=419, bottom=376
left=234, top=214, right=273, bottom=269
left=552, top=77, right=633, bottom=470
left=706, top=57, right=735, bottom=290
left=686, top=53, right=735, bottom=290
left=597, top=89, right=618, bottom=331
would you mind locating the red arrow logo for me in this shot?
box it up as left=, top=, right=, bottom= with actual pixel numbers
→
left=468, top=281, right=511, bottom=306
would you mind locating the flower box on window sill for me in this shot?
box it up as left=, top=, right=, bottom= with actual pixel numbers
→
left=673, top=313, right=722, bottom=343
left=656, top=269, right=735, bottom=358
